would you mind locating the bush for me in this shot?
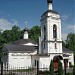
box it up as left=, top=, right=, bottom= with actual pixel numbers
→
left=39, top=70, right=49, bottom=75
left=66, top=73, right=73, bottom=75
left=58, top=60, right=64, bottom=75
left=73, top=63, right=75, bottom=75
left=49, top=60, right=54, bottom=75
left=69, top=62, right=73, bottom=68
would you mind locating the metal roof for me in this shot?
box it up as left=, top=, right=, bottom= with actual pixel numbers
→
left=63, top=47, right=73, bottom=53
left=41, top=10, right=59, bottom=17
left=13, top=39, right=37, bottom=45
left=4, top=44, right=37, bottom=53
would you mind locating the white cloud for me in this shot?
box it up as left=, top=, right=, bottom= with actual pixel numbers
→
left=62, top=32, right=67, bottom=41
left=0, top=18, right=18, bottom=31
left=66, top=25, right=75, bottom=32
left=62, top=25, right=75, bottom=41
left=61, top=15, right=69, bottom=21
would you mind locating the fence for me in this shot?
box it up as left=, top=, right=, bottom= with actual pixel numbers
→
left=0, top=64, right=37, bottom=75
left=0, top=62, right=49, bottom=75
left=0, top=68, right=49, bottom=75
left=0, top=68, right=36, bottom=75
left=0, top=63, right=73, bottom=75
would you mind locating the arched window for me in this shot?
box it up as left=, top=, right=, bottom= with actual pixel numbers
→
left=55, top=43, right=57, bottom=49
left=44, top=25, right=46, bottom=40
left=43, top=43, right=45, bottom=49
left=53, top=25, right=57, bottom=38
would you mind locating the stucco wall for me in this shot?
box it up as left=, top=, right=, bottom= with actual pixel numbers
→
left=8, top=53, right=31, bottom=69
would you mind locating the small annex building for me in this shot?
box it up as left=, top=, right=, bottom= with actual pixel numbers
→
left=2, top=0, right=74, bottom=70
left=2, top=27, right=38, bottom=69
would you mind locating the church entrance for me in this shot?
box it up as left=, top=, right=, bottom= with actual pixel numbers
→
left=53, top=55, right=63, bottom=71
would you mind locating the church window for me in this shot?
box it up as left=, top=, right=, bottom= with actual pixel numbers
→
left=13, top=58, right=17, bottom=59
left=44, top=25, right=46, bottom=40
left=55, top=43, right=57, bottom=49
left=44, top=43, right=45, bottom=49
left=3, top=53, right=7, bottom=55
left=53, top=25, right=57, bottom=38
left=35, top=60, right=37, bottom=66
left=41, top=44, right=43, bottom=53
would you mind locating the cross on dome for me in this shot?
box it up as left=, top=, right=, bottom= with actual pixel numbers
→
left=24, top=21, right=28, bottom=28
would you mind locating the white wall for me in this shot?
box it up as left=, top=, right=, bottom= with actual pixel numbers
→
left=64, top=53, right=74, bottom=66
left=39, top=54, right=64, bottom=69
left=48, top=43, right=62, bottom=53
left=68, top=53, right=74, bottom=66
left=39, top=57, right=50, bottom=69
left=31, top=55, right=39, bottom=68
left=8, top=53, right=31, bottom=69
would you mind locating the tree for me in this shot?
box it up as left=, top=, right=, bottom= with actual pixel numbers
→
left=49, top=60, right=54, bottom=75
left=2, top=25, right=22, bottom=43
left=29, top=26, right=41, bottom=42
left=58, top=60, right=63, bottom=75
left=62, top=41, right=66, bottom=47
left=65, top=33, right=75, bottom=63
left=10, top=25, right=22, bottom=41
left=0, top=32, right=5, bottom=63
left=0, top=32, right=5, bottom=48
left=73, top=63, right=75, bottom=75
left=65, top=33, right=75, bottom=51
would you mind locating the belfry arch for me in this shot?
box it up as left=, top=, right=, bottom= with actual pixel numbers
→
left=53, top=24, right=57, bottom=38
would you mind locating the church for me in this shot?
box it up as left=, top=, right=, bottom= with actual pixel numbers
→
left=2, top=0, right=74, bottom=70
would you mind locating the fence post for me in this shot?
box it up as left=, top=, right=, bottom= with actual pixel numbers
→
left=37, top=60, right=39, bottom=75
left=1, top=62, right=3, bottom=75
left=64, top=59, right=66, bottom=75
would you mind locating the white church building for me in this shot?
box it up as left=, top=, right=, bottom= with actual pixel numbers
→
left=2, top=0, right=74, bottom=70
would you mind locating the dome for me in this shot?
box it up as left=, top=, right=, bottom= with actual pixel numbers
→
left=47, top=0, right=52, bottom=3
left=24, top=27, right=28, bottom=31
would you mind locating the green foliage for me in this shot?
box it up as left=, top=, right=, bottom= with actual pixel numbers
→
left=65, top=33, right=75, bottom=63
left=15, top=68, right=34, bottom=72
left=73, top=63, right=75, bottom=75
left=67, top=73, right=73, bottom=75
left=49, top=60, right=54, bottom=75
left=2, top=25, right=22, bottom=43
left=39, top=70, right=49, bottom=75
left=58, top=60, right=64, bottom=75
left=62, top=41, right=66, bottom=47
left=29, top=26, right=41, bottom=43
left=65, top=33, right=75, bottom=51
left=69, top=62, right=73, bottom=68
left=62, top=33, right=75, bottom=58
left=0, top=32, right=5, bottom=61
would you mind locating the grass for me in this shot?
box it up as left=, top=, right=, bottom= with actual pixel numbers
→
left=66, top=73, right=73, bottom=75
left=12, top=68, right=34, bottom=72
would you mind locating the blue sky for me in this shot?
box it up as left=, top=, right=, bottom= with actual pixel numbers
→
left=0, top=0, right=74, bottom=40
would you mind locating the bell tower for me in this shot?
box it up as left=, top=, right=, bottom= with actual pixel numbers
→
left=39, top=0, right=62, bottom=54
